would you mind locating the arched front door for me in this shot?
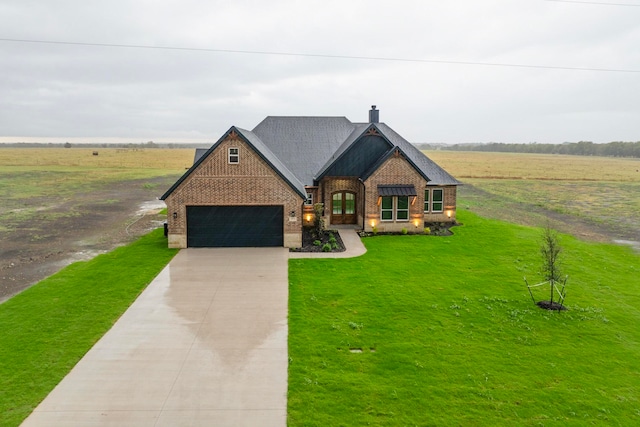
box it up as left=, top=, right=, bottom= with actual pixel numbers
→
left=331, top=191, right=356, bottom=224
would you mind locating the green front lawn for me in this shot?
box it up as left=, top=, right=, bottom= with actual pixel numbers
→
left=288, top=210, right=640, bottom=426
left=0, top=229, right=178, bottom=427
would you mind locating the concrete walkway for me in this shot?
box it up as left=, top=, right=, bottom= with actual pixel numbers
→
left=21, top=230, right=366, bottom=427
left=22, top=248, right=289, bottom=427
left=289, top=229, right=367, bottom=259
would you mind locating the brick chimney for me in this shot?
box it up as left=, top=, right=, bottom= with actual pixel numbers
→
left=369, top=105, right=379, bottom=123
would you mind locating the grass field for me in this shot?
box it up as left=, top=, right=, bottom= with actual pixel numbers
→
left=424, top=151, right=640, bottom=182
left=0, top=147, right=195, bottom=169
left=423, top=151, right=640, bottom=243
left=288, top=210, right=640, bottom=426
left=0, top=229, right=178, bottom=427
left=0, top=148, right=194, bottom=200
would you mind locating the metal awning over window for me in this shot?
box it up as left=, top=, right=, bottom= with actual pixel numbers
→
left=377, top=185, right=417, bottom=197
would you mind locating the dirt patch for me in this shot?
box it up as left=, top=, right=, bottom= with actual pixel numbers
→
left=537, top=301, right=568, bottom=311
left=0, top=176, right=177, bottom=303
left=459, top=184, right=640, bottom=246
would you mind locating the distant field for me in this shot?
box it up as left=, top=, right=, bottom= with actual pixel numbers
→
left=424, top=151, right=640, bottom=243
left=424, top=151, right=640, bottom=182
left=0, top=148, right=194, bottom=201
left=0, top=147, right=195, bottom=169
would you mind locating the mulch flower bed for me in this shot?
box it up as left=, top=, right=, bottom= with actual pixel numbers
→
left=289, top=228, right=346, bottom=253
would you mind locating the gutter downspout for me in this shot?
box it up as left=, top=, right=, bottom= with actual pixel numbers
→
left=358, top=177, right=365, bottom=231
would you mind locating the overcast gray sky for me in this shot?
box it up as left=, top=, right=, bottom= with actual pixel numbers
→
left=1, top=0, right=639, bottom=144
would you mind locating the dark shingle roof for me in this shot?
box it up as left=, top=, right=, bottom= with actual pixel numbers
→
left=166, top=114, right=459, bottom=200
left=375, top=123, right=461, bottom=186
left=252, top=117, right=356, bottom=185
left=235, top=127, right=307, bottom=197
left=194, top=148, right=208, bottom=163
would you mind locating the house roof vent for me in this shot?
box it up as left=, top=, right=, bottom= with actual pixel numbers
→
left=369, top=105, right=379, bottom=123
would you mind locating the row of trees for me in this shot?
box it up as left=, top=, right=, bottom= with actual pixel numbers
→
left=420, top=141, right=640, bottom=158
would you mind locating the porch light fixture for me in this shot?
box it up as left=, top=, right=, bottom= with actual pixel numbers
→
left=413, top=219, right=420, bottom=228
left=305, top=214, right=312, bottom=222
left=370, top=219, right=376, bottom=228
left=173, top=212, right=177, bottom=219
left=446, top=210, right=452, bottom=219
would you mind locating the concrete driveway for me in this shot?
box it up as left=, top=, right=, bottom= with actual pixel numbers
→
left=22, top=247, right=289, bottom=427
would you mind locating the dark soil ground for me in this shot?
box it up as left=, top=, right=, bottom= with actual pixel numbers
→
left=291, top=227, right=346, bottom=253
left=537, top=300, right=568, bottom=311
left=459, top=184, right=640, bottom=247
left=0, top=176, right=177, bottom=303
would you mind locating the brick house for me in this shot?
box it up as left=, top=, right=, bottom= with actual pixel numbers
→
left=160, top=106, right=460, bottom=248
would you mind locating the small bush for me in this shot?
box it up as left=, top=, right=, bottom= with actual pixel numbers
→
left=372, top=226, right=378, bottom=235
left=401, top=228, right=408, bottom=235
left=313, top=240, right=322, bottom=246
left=424, top=227, right=431, bottom=234
left=322, top=243, right=332, bottom=252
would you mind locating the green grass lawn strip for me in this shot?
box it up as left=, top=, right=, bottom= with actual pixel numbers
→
left=0, top=229, right=178, bottom=427
left=288, top=210, right=640, bottom=426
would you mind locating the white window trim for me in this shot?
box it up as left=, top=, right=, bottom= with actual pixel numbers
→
left=396, top=195, right=410, bottom=222
left=380, top=196, right=394, bottom=221
left=380, top=196, right=410, bottom=222
left=424, top=189, right=430, bottom=213
left=432, top=188, right=444, bottom=213
left=305, top=193, right=313, bottom=205
left=228, top=147, right=239, bottom=164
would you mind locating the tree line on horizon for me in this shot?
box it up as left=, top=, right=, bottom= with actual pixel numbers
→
left=418, top=141, right=640, bottom=158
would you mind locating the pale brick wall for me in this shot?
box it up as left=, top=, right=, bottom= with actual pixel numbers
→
left=164, top=133, right=303, bottom=248
left=423, top=185, right=458, bottom=222
left=319, top=177, right=363, bottom=227
left=363, top=153, right=428, bottom=233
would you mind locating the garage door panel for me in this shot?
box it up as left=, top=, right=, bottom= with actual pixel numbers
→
left=187, top=206, right=283, bottom=247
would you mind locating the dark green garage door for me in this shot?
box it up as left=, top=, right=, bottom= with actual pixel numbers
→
left=186, top=205, right=283, bottom=247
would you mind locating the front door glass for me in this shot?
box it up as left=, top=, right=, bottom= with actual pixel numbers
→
left=332, top=193, right=343, bottom=215
left=345, top=192, right=355, bottom=215
left=331, top=191, right=356, bottom=224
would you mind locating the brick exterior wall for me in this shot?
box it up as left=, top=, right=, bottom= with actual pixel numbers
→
left=424, top=185, right=457, bottom=222
left=311, top=154, right=459, bottom=233
left=318, top=177, right=363, bottom=227
left=363, top=152, right=428, bottom=233
left=164, top=134, right=304, bottom=248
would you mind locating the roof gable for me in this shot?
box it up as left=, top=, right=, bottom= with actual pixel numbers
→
left=160, top=126, right=306, bottom=200
left=374, top=123, right=461, bottom=186
left=315, top=125, right=393, bottom=181
left=252, top=116, right=356, bottom=186
left=361, top=145, right=430, bottom=182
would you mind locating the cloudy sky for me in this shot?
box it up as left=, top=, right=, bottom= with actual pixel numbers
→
left=1, top=0, right=639, bottom=144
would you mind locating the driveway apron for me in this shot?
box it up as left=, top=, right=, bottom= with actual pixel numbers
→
left=22, top=247, right=289, bottom=427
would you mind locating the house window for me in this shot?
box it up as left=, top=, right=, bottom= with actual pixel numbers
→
left=432, top=189, right=443, bottom=212
left=381, top=196, right=393, bottom=221
left=228, top=147, right=239, bottom=164
left=397, top=196, right=409, bottom=220
left=424, top=188, right=444, bottom=212
left=305, top=193, right=313, bottom=205
left=424, top=189, right=430, bottom=212
left=380, top=196, right=409, bottom=221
